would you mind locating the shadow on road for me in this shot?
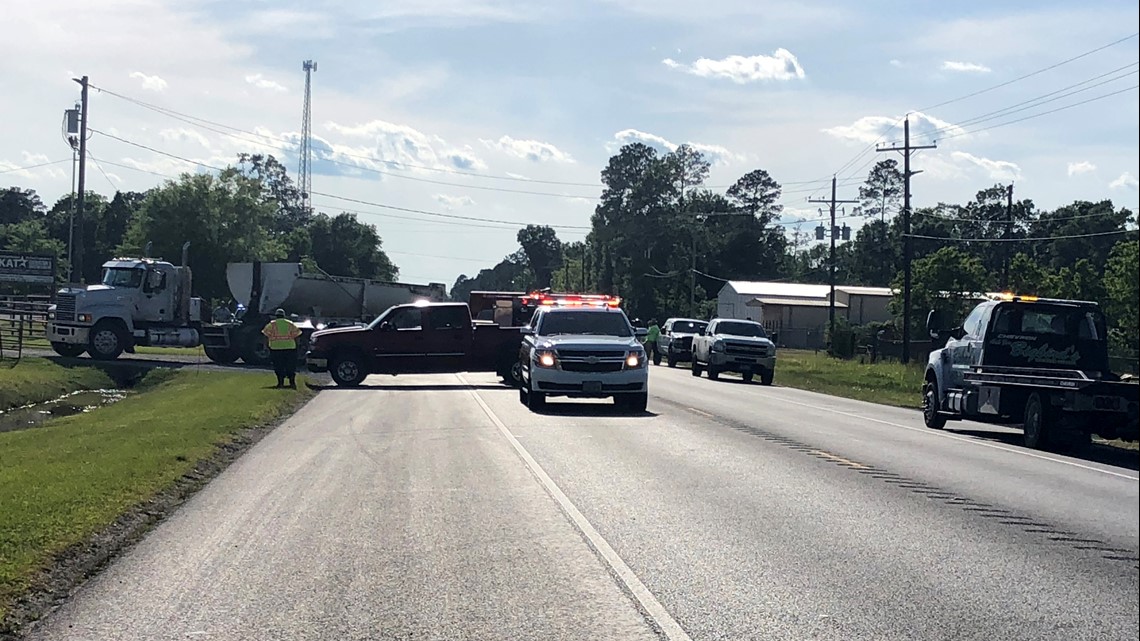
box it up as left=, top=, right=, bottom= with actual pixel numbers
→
left=534, top=402, right=658, bottom=419
left=951, top=428, right=1139, bottom=472
left=306, top=383, right=509, bottom=392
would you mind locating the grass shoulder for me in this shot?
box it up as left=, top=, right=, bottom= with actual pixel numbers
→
left=0, top=358, right=116, bottom=412
left=0, top=369, right=314, bottom=628
left=774, top=349, right=925, bottom=409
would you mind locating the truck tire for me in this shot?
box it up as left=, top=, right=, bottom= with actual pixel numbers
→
left=742, top=372, right=754, bottom=384
left=667, top=356, right=677, bottom=368
left=760, top=369, right=774, bottom=386
left=51, top=342, right=86, bottom=358
left=241, top=332, right=272, bottom=366
left=330, top=352, right=367, bottom=387
left=1022, top=392, right=1052, bottom=449
left=708, top=366, right=720, bottom=381
left=87, top=321, right=127, bottom=360
left=922, top=379, right=947, bottom=429
left=204, top=347, right=239, bottom=365
left=691, top=359, right=703, bottom=377
left=524, top=383, right=546, bottom=412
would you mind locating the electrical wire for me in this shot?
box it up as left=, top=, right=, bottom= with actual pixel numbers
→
left=0, top=158, right=70, bottom=174
left=906, top=229, right=1136, bottom=242
left=87, top=152, right=119, bottom=191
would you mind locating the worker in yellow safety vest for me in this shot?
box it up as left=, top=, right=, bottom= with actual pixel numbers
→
left=262, top=308, right=302, bottom=388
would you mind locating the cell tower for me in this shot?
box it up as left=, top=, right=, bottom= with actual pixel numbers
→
left=299, top=59, right=317, bottom=212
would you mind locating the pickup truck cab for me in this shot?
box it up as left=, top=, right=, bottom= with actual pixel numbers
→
left=691, top=318, right=777, bottom=384
left=306, top=301, right=523, bottom=387
left=519, top=303, right=649, bottom=413
left=924, top=294, right=1138, bottom=450
left=660, top=318, right=708, bottom=368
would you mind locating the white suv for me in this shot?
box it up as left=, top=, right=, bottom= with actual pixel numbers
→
left=518, top=305, right=649, bottom=413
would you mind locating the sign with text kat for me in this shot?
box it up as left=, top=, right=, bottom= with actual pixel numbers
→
left=0, top=252, right=57, bottom=285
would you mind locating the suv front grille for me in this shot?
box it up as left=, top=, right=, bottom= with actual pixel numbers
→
left=560, top=361, right=624, bottom=373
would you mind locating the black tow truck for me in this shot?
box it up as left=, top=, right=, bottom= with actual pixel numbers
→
left=923, top=294, right=1139, bottom=450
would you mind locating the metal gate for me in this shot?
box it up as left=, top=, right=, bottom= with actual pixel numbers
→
left=0, top=295, right=52, bottom=365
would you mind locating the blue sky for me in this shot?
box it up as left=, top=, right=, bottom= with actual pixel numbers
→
left=2, top=0, right=1137, bottom=286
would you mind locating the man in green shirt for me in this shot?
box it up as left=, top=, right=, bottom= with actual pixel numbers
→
left=645, top=319, right=661, bottom=366
left=262, top=308, right=302, bottom=388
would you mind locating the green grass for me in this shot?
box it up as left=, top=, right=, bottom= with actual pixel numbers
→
left=773, top=349, right=926, bottom=409
left=0, top=358, right=116, bottom=412
left=134, top=345, right=206, bottom=357
left=0, top=370, right=313, bottom=621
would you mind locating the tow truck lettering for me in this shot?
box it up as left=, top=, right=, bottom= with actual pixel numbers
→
left=991, top=337, right=1079, bottom=366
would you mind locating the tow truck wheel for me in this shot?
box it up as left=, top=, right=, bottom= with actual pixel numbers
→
left=330, top=352, right=366, bottom=387
left=922, top=380, right=947, bottom=429
left=1022, top=392, right=1051, bottom=449
left=51, top=342, right=86, bottom=358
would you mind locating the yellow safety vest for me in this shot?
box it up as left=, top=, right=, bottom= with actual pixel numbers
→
left=262, top=318, right=301, bottom=350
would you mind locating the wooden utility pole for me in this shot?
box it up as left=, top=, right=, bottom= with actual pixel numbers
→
left=809, top=176, right=857, bottom=349
left=876, top=116, right=936, bottom=364
left=72, top=75, right=89, bottom=283
left=1001, top=183, right=1014, bottom=290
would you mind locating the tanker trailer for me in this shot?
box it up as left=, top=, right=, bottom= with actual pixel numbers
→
left=200, top=262, right=447, bottom=365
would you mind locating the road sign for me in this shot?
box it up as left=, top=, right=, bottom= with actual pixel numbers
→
left=0, top=252, right=57, bottom=285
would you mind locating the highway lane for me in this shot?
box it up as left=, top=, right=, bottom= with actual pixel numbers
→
left=25, top=368, right=1139, bottom=640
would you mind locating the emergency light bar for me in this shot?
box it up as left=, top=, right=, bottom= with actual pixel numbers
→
left=987, top=292, right=1099, bottom=306
left=523, top=292, right=622, bottom=308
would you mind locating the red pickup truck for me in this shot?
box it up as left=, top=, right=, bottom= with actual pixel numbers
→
left=305, top=302, right=524, bottom=387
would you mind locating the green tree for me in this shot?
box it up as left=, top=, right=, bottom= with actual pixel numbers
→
left=516, top=224, right=562, bottom=289
left=0, top=187, right=44, bottom=225
left=1103, top=238, right=1139, bottom=354
left=307, top=212, right=398, bottom=281
left=450, top=250, right=531, bottom=301
left=892, top=246, right=987, bottom=332
left=858, top=159, right=903, bottom=222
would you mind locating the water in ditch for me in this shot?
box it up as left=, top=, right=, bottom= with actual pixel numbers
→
left=0, top=389, right=128, bottom=434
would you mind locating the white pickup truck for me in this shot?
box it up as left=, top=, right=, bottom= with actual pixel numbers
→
left=691, top=318, right=777, bottom=385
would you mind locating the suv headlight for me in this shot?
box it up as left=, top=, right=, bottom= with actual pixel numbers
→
left=711, top=339, right=725, bottom=352
left=624, top=350, right=646, bottom=369
left=534, top=349, right=558, bottom=368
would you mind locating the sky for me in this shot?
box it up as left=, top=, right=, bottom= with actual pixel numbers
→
left=1, top=0, right=1138, bottom=287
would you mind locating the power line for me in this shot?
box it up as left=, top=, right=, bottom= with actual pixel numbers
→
left=0, top=158, right=70, bottom=174
left=88, top=128, right=595, bottom=231
left=919, top=31, right=1140, bottom=112
left=915, top=208, right=1135, bottom=224
left=87, top=152, right=119, bottom=192
left=907, top=229, right=1136, bottom=242
left=932, top=84, right=1139, bottom=142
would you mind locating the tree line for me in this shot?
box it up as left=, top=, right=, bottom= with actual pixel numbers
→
left=451, top=143, right=1138, bottom=357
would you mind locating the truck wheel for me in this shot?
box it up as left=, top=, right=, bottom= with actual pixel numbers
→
left=667, top=357, right=677, bottom=368
left=708, top=366, right=720, bottom=381
left=330, top=352, right=367, bottom=387
left=87, top=322, right=127, bottom=360
left=241, top=332, right=272, bottom=366
left=760, top=369, right=774, bottom=386
left=1023, top=392, right=1052, bottom=449
left=51, top=342, right=86, bottom=358
left=691, top=359, right=703, bottom=377
left=742, top=372, right=754, bottom=384
left=525, top=384, right=546, bottom=412
left=922, top=379, right=947, bottom=429
left=204, top=347, right=239, bottom=365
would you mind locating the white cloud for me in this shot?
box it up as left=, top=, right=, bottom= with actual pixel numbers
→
left=823, top=111, right=964, bottom=145
left=941, top=61, right=992, bottom=73
left=889, top=59, right=903, bottom=68
left=480, top=135, right=574, bottom=163
left=323, top=119, right=487, bottom=172
left=1110, top=171, right=1139, bottom=191
left=1067, top=161, right=1096, bottom=177
left=951, top=151, right=1022, bottom=181
left=662, top=49, right=806, bottom=83
left=129, top=71, right=168, bottom=91
left=0, top=152, right=67, bottom=181
left=158, top=128, right=212, bottom=149
left=609, top=130, right=742, bottom=166
left=505, top=172, right=530, bottom=180
left=434, top=194, right=476, bottom=209
left=245, top=73, right=287, bottom=92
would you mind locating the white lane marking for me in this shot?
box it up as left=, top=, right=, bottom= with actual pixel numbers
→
left=462, top=377, right=692, bottom=641
left=764, top=393, right=1140, bottom=482
left=687, top=408, right=714, bottom=418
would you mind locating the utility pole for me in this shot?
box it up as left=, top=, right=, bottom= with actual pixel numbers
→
left=876, top=116, right=936, bottom=364
left=809, top=175, right=857, bottom=350
left=72, top=75, right=90, bottom=284
left=63, top=103, right=80, bottom=283
left=299, top=60, right=317, bottom=214
left=1001, top=183, right=1014, bottom=290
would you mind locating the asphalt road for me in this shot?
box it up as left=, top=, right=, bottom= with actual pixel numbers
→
left=25, top=366, right=1139, bottom=640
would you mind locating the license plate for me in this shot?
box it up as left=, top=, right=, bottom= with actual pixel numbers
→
left=583, top=381, right=603, bottom=393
